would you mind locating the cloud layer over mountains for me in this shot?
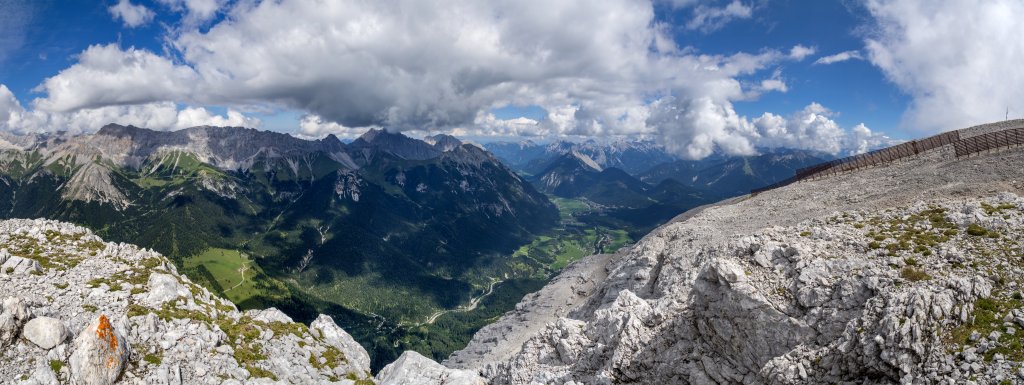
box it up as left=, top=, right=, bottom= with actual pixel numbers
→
left=0, top=0, right=1020, bottom=159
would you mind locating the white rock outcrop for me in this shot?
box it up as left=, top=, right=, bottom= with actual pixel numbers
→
left=142, top=273, right=192, bottom=307
left=21, top=316, right=69, bottom=349
left=23, top=360, right=60, bottom=385
left=247, top=307, right=294, bottom=324
left=478, top=196, right=1015, bottom=384
left=0, top=296, right=31, bottom=348
left=310, top=314, right=372, bottom=376
left=376, top=351, right=486, bottom=385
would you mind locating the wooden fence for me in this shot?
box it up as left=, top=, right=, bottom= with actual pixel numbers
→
left=751, top=126, right=1024, bottom=195
left=953, top=127, right=1024, bottom=157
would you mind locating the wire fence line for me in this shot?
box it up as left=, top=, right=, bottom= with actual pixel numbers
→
left=954, top=127, right=1024, bottom=157
left=751, top=125, right=1024, bottom=195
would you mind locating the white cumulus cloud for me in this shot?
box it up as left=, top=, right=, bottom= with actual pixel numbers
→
left=18, top=0, right=886, bottom=159
left=863, top=0, right=1024, bottom=133
left=651, top=99, right=894, bottom=160
left=34, top=1, right=790, bottom=138
left=108, top=0, right=155, bottom=28
left=788, top=45, right=817, bottom=61
left=752, top=103, right=895, bottom=155
left=157, top=0, right=226, bottom=25
left=297, top=115, right=370, bottom=139
left=686, top=0, right=753, bottom=32
left=33, top=44, right=199, bottom=111
left=650, top=96, right=758, bottom=159
left=1, top=84, right=257, bottom=135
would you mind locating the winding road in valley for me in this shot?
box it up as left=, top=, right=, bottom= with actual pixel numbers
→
left=223, top=254, right=251, bottom=294
left=422, top=278, right=501, bottom=325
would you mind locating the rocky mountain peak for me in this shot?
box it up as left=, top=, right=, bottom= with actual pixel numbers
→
left=423, top=134, right=463, bottom=152
left=95, top=123, right=147, bottom=138
left=350, top=128, right=441, bottom=160
left=321, top=133, right=343, bottom=145
left=355, top=127, right=386, bottom=142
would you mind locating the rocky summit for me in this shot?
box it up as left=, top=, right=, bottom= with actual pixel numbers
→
left=0, top=219, right=482, bottom=385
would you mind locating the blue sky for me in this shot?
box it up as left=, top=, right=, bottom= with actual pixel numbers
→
left=677, top=1, right=910, bottom=135
left=0, top=0, right=1021, bottom=158
left=0, top=1, right=163, bottom=98
left=0, top=1, right=904, bottom=134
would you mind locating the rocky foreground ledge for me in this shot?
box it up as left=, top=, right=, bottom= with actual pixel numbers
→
left=0, top=219, right=485, bottom=385
left=482, top=194, right=1024, bottom=384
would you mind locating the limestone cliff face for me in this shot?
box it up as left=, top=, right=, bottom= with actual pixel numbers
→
left=0, top=218, right=484, bottom=385
left=450, top=122, right=1024, bottom=384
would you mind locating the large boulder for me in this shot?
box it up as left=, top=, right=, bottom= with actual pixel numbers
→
left=22, top=316, right=69, bottom=349
left=68, top=314, right=130, bottom=385
left=0, top=296, right=32, bottom=348
left=376, top=351, right=487, bottom=385
left=143, top=273, right=192, bottom=306
left=310, top=314, right=372, bottom=376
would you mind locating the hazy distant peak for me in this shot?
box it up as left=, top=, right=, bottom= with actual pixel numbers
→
left=355, top=127, right=387, bottom=142
left=95, top=123, right=149, bottom=138
left=423, top=133, right=463, bottom=152
left=570, top=150, right=603, bottom=172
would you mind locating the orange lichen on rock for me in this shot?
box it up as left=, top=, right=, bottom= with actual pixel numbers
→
left=95, top=314, right=118, bottom=351
left=95, top=314, right=122, bottom=369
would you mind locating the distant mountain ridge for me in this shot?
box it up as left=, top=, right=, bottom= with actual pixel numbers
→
left=484, top=138, right=832, bottom=199
left=487, top=134, right=832, bottom=205
left=351, top=128, right=443, bottom=160
left=641, top=148, right=833, bottom=198
left=484, top=138, right=675, bottom=176
left=533, top=151, right=651, bottom=207
left=84, top=124, right=354, bottom=170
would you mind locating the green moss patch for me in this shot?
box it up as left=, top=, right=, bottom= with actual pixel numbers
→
left=900, top=267, right=931, bottom=282
left=946, top=294, right=1024, bottom=361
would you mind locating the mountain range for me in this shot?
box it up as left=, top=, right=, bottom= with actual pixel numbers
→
left=0, top=124, right=559, bottom=368
left=0, top=123, right=835, bottom=370
left=640, top=148, right=833, bottom=198
left=6, top=121, right=1022, bottom=385
left=533, top=151, right=651, bottom=206
left=484, top=138, right=675, bottom=176
left=486, top=141, right=830, bottom=237
left=486, top=138, right=831, bottom=200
